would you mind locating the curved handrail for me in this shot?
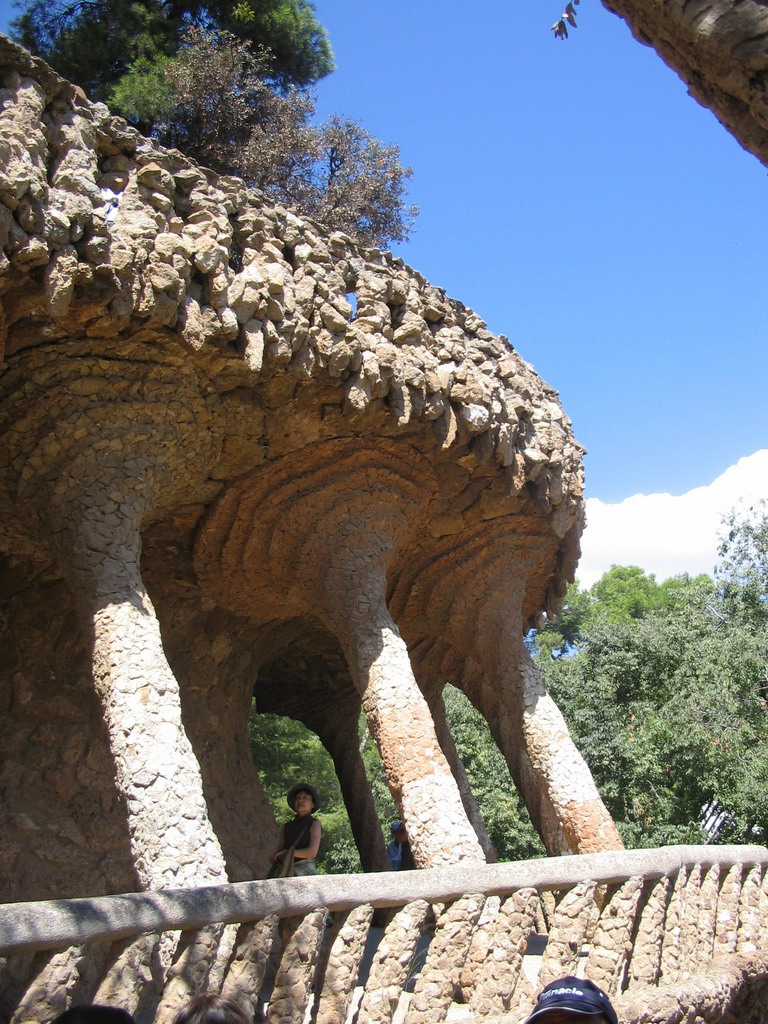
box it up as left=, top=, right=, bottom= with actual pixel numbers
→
left=2, top=844, right=766, bottom=955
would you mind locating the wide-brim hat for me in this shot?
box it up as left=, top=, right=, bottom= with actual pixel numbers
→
left=524, top=977, right=618, bottom=1024
left=287, top=783, right=319, bottom=811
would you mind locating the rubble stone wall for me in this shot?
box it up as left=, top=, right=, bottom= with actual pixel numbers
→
left=0, top=36, right=620, bottom=901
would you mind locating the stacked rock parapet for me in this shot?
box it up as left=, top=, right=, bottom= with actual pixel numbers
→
left=0, top=36, right=620, bottom=901
left=0, top=36, right=581, bottom=566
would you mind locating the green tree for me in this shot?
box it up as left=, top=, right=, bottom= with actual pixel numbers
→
left=534, top=566, right=696, bottom=657
left=247, top=691, right=547, bottom=871
left=248, top=704, right=360, bottom=873
left=536, top=518, right=768, bottom=847
left=443, top=686, right=545, bottom=860
left=248, top=705, right=403, bottom=873
left=590, top=565, right=680, bottom=622
left=140, top=30, right=417, bottom=246
left=12, top=0, right=333, bottom=103
left=717, top=500, right=768, bottom=629
left=534, top=581, right=594, bottom=657
left=11, top=4, right=416, bottom=248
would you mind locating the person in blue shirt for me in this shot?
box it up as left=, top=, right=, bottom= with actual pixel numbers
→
left=386, top=820, right=415, bottom=870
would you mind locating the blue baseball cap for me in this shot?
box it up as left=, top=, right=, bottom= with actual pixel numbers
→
left=525, top=977, right=618, bottom=1024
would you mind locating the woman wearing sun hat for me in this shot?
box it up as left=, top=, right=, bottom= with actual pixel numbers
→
left=269, top=783, right=322, bottom=876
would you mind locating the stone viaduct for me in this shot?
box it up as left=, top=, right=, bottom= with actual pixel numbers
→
left=0, top=36, right=623, bottom=903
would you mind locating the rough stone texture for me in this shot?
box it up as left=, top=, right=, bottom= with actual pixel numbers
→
left=154, top=925, right=227, bottom=1024
left=10, top=945, right=86, bottom=1024
left=265, top=909, right=326, bottom=1024
left=483, top=950, right=768, bottom=1024
left=688, top=864, right=719, bottom=975
left=0, top=953, right=35, bottom=1024
left=358, top=900, right=433, bottom=1024
left=626, top=875, right=669, bottom=987
left=91, top=932, right=162, bottom=1017
left=0, top=34, right=619, bottom=899
left=736, top=864, right=763, bottom=953
left=8, top=940, right=116, bottom=1023
left=536, top=880, right=599, bottom=987
left=713, top=862, right=742, bottom=958
left=3, top=852, right=768, bottom=1023
left=460, top=894, right=502, bottom=1000
left=584, top=876, right=643, bottom=993
left=404, top=894, right=485, bottom=1024
left=220, top=916, right=279, bottom=1018
left=314, top=904, right=374, bottom=1024
left=0, top=581, right=138, bottom=899
left=5, top=846, right=766, bottom=960
left=759, top=866, right=768, bottom=939
left=466, top=888, right=538, bottom=1016
left=668, top=862, right=703, bottom=984
left=613, top=951, right=768, bottom=1024
left=659, top=865, right=689, bottom=984
left=428, top=690, right=498, bottom=861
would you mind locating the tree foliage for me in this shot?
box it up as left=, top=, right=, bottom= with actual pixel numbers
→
left=11, top=2, right=417, bottom=247
left=143, top=30, right=417, bottom=246
left=534, top=507, right=768, bottom=848
left=248, top=689, right=545, bottom=873
left=443, top=687, right=545, bottom=861
left=717, top=500, right=768, bottom=629
left=248, top=501, right=768, bottom=870
left=248, top=704, right=363, bottom=873
left=12, top=0, right=333, bottom=101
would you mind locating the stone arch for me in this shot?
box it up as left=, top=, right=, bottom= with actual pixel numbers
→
left=195, top=439, right=485, bottom=867
left=0, top=36, right=623, bottom=899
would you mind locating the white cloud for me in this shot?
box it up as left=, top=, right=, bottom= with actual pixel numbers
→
left=577, top=450, right=768, bottom=589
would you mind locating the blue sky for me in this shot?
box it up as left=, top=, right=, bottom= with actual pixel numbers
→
left=308, top=0, right=768, bottom=505
left=2, top=0, right=766, bottom=577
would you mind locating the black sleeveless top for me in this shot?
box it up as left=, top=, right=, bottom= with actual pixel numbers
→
left=283, top=814, right=316, bottom=850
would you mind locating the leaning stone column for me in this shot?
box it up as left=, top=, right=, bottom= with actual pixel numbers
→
left=424, top=685, right=498, bottom=862
left=311, top=707, right=392, bottom=873
left=4, top=341, right=231, bottom=890
left=477, top=625, right=623, bottom=855
left=44, top=468, right=227, bottom=889
left=196, top=440, right=485, bottom=868
left=458, top=657, right=576, bottom=855
left=314, top=528, right=484, bottom=868
left=391, top=524, right=621, bottom=856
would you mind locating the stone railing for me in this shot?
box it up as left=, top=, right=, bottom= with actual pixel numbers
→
left=2, top=846, right=768, bottom=1024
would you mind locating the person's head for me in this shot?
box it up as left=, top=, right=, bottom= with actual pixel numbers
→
left=523, top=977, right=618, bottom=1024
left=52, top=1007, right=135, bottom=1024
left=287, top=783, right=318, bottom=815
left=392, top=821, right=408, bottom=843
left=173, top=994, right=251, bottom=1024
